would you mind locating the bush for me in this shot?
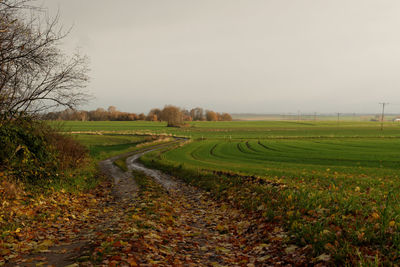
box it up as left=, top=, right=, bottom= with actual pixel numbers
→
left=0, top=117, right=88, bottom=184
left=47, top=131, right=88, bottom=170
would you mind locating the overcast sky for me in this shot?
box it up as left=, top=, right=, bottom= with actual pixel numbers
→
left=40, top=0, right=400, bottom=114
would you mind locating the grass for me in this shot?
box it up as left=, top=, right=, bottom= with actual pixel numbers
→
left=140, top=139, right=400, bottom=264
left=158, top=138, right=400, bottom=177
left=64, top=120, right=400, bottom=264
left=73, top=134, right=149, bottom=160
left=114, top=158, right=128, bottom=172
left=56, top=120, right=400, bottom=139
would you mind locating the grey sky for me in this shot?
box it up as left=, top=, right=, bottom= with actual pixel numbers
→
left=41, top=0, right=400, bottom=114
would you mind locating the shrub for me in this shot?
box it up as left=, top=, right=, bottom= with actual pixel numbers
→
left=0, top=117, right=88, bottom=184
left=47, top=131, right=88, bottom=170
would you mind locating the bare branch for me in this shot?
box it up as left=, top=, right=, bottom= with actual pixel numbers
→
left=0, top=0, right=90, bottom=121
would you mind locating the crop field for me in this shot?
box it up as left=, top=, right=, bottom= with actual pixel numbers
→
left=73, top=134, right=149, bottom=159
left=65, top=120, right=400, bottom=264
left=157, top=138, right=400, bottom=178
left=141, top=139, right=400, bottom=263
left=60, top=120, right=400, bottom=139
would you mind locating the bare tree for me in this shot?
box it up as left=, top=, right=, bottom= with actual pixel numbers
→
left=190, top=107, right=204, bottom=121
left=146, top=108, right=161, bottom=121
left=0, top=0, right=89, bottom=121
left=107, top=106, right=118, bottom=120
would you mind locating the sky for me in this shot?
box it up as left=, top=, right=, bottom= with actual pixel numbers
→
left=40, top=0, right=400, bottom=114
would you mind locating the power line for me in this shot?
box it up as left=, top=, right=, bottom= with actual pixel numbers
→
left=379, top=102, right=389, bottom=131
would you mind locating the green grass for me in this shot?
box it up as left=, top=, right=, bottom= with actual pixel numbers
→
left=56, top=120, right=400, bottom=139
left=62, top=120, right=400, bottom=264
left=140, top=138, right=400, bottom=264
left=73, top=134, right=149, bottom=160
left=159, top=138, right=400, bottom=177
left=114, top=158, right=128, bottom=172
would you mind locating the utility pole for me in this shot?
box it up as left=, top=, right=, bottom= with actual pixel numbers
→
left=337, top=113, right=340, bottom=125
left=314, top=112, right=317, bottom=121
left=380, top=103, right=389, bottom=131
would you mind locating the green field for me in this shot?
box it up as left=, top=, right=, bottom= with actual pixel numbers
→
left=65, top=120, right=400, bottom=264
left=155, top=138, right=400, bottom=179
left=60, top=120, right=400, bottom=139
left=73, top=134, right=148, bottom=159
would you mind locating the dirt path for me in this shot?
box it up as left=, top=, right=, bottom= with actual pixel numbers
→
left=122, top=147, right=306, bottom=266
left=126, top=152, right=178, bottom=191
left=99, top=154, right=138, bottom=201
left=9, top=142, right=307, bottom=266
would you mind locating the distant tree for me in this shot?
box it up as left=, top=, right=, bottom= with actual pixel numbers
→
left=41, top=105, right=232, bottom=123
left=181, top=109, right=192, bottom=121
left=183, top=114, right=192, bottom=121
left=181, top=109, right=189, bottom=117
left=107, top=106, right=120, bottom=120
left=108, top=106, right=117, bottom=113
left=146, top=108, right=162, bottom=121
left=127, top=113, right=138, bottom=121
left=59, top=109, right=74, bottom=120
left=221, top=113, right=232, bottom=121
left=146, top=114, right=157, bottom=121
left=90, top=108, right=107, bottom=121
left=42, top=106, right=142, bottom=121
left=42, top=111, right=59, bottom=120
left=206, top=110, right=218, bottom=121
left=161, top=105, right=183, bottom=127
left=77, top=111, right=88, bottom=121
left=190, top=107, right=204, bottom=121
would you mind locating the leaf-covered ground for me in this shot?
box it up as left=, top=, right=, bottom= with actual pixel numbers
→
left=0, top=179, right=113, bottom=266
left=1, top=152, right=315, bottom=266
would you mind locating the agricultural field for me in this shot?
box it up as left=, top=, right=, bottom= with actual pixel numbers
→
left=65, top=120, right=400, bottom=264
left=73, top=134, right=149, bottom=159
left=60, top=120, right=400, bottom=139
left=231, top=113, right=384, bottom=121
left=142, top=137, right=400, bottom=262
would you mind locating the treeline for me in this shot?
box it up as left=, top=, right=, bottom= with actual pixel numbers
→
left=147, top=106, right=232, bottom=123
left=43, top=106, right=144, bottom=121
left=42, top=105, right=232, bottom=125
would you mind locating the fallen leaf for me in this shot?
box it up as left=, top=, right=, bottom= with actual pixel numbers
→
left=316, top=253, right=331, bottom=262
left=285, top=245, right=298, bottom=254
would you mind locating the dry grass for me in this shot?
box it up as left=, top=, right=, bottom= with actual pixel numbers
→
left=47, top=132, right=89, bottom=170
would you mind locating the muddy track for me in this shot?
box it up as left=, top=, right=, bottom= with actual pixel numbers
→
left=99, top=155, right=138, bottom=201
left=99, top=139, right=183, bottom=200
left=125, top=152, right=178, bottom=191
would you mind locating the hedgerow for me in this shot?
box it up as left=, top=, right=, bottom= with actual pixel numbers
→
left=0, top=117, right=88, bottom=184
